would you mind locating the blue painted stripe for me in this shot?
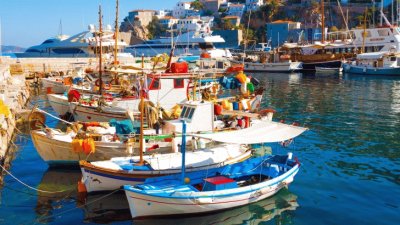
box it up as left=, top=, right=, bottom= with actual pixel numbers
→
left=85, top=169, right=147, bottom=182
left=124, top=165, right=300, bottom=199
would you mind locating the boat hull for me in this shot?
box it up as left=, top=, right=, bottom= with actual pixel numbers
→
left=342, top=63, right=400, bottom=75
left=47, top=94, right=70, bottom=116
left=41, top=78, right=68, bottom=94
left=70, top=103, right=129, bottom=122
left=300, top=60, right=342, bottom=71
left=124, top=164, right=299, bottom=218
left=31, top=131, right=128, bottom=165
left=80, top=149, right=251, bottom=193
left=243, top=61, right=303, bottom=72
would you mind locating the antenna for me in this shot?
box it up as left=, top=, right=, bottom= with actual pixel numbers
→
left=58, top=19, right=63, bottom=35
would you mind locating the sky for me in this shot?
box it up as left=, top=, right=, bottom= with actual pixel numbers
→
left=0, top=0, right=177, bottom=48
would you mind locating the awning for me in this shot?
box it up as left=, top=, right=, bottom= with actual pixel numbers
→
left=191, top=121, right=308, bottom=144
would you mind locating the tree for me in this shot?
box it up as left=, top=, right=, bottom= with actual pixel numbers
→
left=223, top=19, right=234, bottom=30
left=147, top=16, right=166, bottom=39
left=191, top=0, right=204, bottom=10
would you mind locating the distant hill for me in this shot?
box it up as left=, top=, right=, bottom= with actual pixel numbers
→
left=1, top=45, right=26, bottom=53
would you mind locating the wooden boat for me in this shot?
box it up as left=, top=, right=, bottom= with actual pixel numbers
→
left=342, top=51, right=400, bottom=75
left=80, top=143, right=251, bottom=192
left=131, top=188, right=298, bottom=224
left=123, top=120, right=307, bottom=219
left=31, top=128, right=173, bottom=165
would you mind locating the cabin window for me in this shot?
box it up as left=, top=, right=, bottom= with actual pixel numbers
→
left=174, top=78, right=184, bottom=88
left=180, top=106, right=196, bottom=120
left=149, top=78, right=160, bottom=90
left=390, top=57, right=396, bottom=61
left=187, top=108, right=195, bottom=119
left=378, top=29, right=390, bottom=36
left=180, top=106, right=187, bottom=118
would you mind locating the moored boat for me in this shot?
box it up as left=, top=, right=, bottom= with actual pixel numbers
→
left=342, top=51, right=400, bottom=75
left=80, top=143, right=251, bottom=192
left=123, top=120, right=307, bottom=219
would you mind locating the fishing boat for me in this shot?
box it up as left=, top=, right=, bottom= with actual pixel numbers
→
left=132, top=188, right=298, bottom=225
left=80, top=143, right=251, bottom=192
left=33, top=99, right=271, bottom=165
left=123, top=120, right=307, bottom=219
left=342, top=51, right=400, bottom=75
left=280, top=5, right=400, bottom=71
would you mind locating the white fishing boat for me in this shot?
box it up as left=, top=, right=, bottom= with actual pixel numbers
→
left=80, top=143, right=251, bottom=193
left=33, top=99, right=272, bottom=166
left=123, top=120, right=307, bottom=219
left=342, top=51, right=400, bottom=75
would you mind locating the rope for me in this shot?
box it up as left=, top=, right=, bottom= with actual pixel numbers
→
left=0, top=164, right=68, bottom=194
left=34, top=108, right=73, bottom=125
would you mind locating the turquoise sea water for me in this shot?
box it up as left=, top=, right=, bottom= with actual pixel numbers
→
left=0, top=72, right=399, bottom=224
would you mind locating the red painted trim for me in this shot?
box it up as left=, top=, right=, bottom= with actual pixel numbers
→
left=74, top=109, right=127, bottom=119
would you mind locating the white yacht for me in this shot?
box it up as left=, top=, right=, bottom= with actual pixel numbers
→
left=125, top=19, right=229, bottom=57
left=16, top=24, right=131, bottom=58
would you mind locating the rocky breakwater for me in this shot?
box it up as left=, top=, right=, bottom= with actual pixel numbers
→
left=0, top=63, right=30, bottom=164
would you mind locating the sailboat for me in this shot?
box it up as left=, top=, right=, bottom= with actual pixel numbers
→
left=123, top=120, right=307, bottom=219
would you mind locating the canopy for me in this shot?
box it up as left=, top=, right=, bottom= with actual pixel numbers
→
left=356, top=51, right=388, bottom=60
left=191, top=121, right=308, bottom=144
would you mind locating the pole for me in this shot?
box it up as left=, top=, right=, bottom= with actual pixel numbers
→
left=99, top=5, right=103, bottom=96
left=138, top=54, right=145, bottom=165
left=321, top=0, right=325, bottom=43
left=362, top=7, right=367, bottom=53
left=114, top=0, right=119, bottom=66
left=180, top=120, right=187, bottom=184
left=381, top=0, right=384, bottom=26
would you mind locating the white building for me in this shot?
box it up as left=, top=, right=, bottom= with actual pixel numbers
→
left=159, top=16, right=179, bottom=29
left=245, top=0, right=264, bottom=11
left=155, top=10, right=172, bottom=19
left=173, top=1, right=192, bottom=19
left=176, top=17, right=201, bottom=32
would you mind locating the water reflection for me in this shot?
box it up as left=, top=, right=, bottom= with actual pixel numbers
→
left=35, top=168, right=131, bottom=224
left=35, top=169, right=81, bottom=223
left=133, top=188, right=298, bottom=225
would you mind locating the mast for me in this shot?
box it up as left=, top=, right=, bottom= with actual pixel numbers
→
left=380, top=0, right=384, bottom=26
left=99, top=5, right=103, bottom=96
left=138, top=54, right=145, bottom=165
left=321, top=0, right=325, bottom=43
left=114, top=0, right=119, bottom=66
left=362, top=7, right=367, bottom=53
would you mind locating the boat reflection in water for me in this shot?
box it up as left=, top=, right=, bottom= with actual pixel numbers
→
left=35, top=169, right=298, bottom=224
left=133, top=188, right=299, bottom=225
left=35, top=168, right=131, bottom=224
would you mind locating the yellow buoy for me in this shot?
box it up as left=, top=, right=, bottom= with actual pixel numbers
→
left=184, top=177, right=191, bottom=184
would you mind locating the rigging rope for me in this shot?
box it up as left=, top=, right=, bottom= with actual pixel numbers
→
left=0, top=164, right=68, bottom=194
left=34, top=108, right=74, bottom=125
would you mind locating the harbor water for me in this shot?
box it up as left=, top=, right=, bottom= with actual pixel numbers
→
left=0, top=72, right=399, bottom=224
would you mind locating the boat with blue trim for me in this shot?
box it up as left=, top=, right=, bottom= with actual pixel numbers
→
left=123, top=120, right=307, bottom=218
left=342, top=51, right=400, bottom=75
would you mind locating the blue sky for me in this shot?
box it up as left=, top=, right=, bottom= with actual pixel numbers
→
left=0, top=0, right=177, bottom=48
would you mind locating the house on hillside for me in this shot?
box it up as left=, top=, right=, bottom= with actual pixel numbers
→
left=173, top=1, right=193, bottom=18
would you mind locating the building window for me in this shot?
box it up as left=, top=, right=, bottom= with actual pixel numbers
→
left=174, top=78, right=184, bottom=88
